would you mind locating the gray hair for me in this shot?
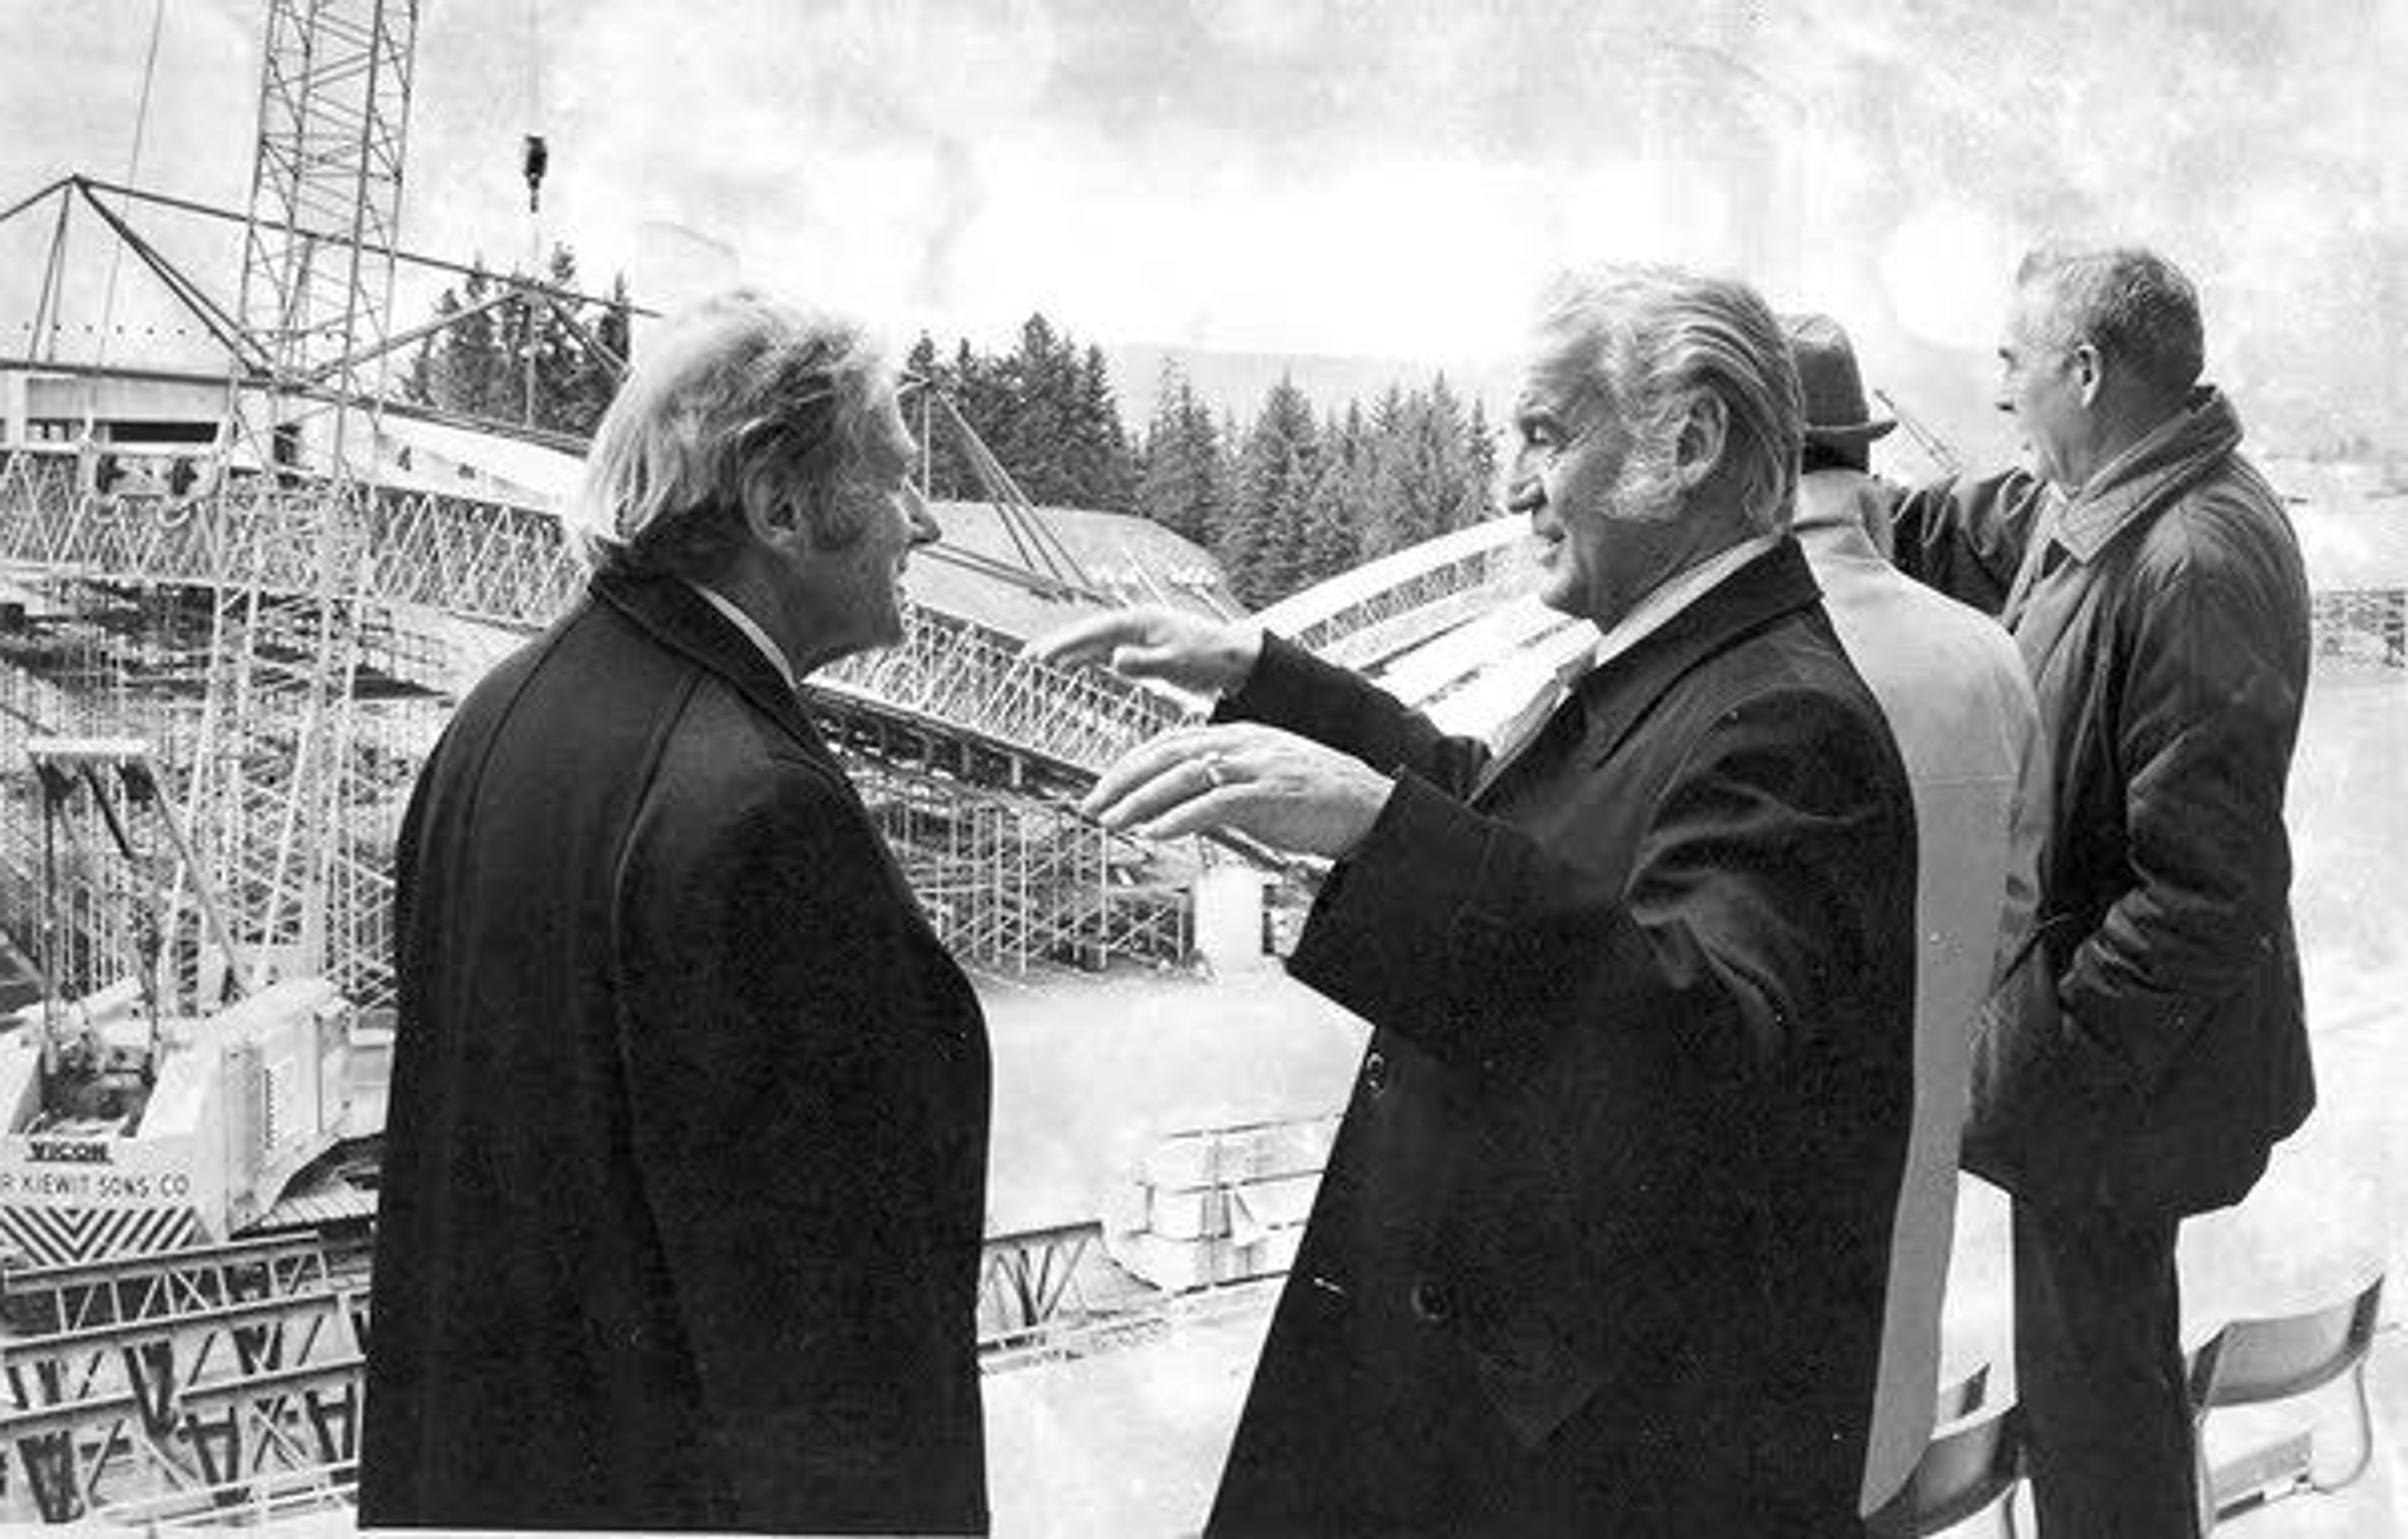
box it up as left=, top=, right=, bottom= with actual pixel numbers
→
left=571, top=290, right=904, bottom=576
left=1536, top=265, right=1802, bottom=536
left=2015, top=245, right=2204, bottom=400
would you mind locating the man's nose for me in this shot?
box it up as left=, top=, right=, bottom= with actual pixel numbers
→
left=904, top=482, right=941, bottom=545
left=1504, top=465, right=1545, bottom=516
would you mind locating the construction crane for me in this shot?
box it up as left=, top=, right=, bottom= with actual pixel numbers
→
left=0, top=0, right=418, bottom=1279
left=1872, top=387, right=1965, bottom=478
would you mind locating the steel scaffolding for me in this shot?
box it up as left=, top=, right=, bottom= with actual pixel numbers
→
left=0, top=456, right=1196, bottom=1001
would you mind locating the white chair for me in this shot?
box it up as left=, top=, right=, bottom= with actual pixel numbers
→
left=1866, top=1365, right=2022, bottom=1539
left=2188, top=1273, right=2385, bottom=1531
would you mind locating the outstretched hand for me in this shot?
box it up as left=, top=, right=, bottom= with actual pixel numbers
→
left=1026, top=606, right=1265, bottom=696
left=1082, top=723, right=1393, bottom=860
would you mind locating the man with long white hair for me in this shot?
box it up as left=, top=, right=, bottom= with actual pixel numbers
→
left=362, top=292, right=991, bottom=1533
left=1038, top=266, right=1920, bottom=1535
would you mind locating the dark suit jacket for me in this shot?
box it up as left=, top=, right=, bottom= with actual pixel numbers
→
left=1205, top=540, right=1920, bottom=1537
left=1893, top=390, right=2313, bottom=1216
left=360, top=567, right=991, bottom=1533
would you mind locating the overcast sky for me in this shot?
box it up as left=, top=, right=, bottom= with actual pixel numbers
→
left=3, top=1, right=2402, bottom=453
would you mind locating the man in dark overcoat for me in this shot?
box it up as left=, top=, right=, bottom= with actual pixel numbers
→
left=361, top=293, right=992, bottom=1533
left=1040, top=265, right=1921, bottom=1536
left=1893, top=245, right=2315, bottom=1537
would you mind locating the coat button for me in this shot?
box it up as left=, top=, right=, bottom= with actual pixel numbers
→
left=1362, top=1051, right=1389, bottom=1095
left=1410, top=1281, right=1453, bottom=1325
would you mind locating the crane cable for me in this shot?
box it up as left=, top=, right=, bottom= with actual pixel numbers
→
left=519, top=0, right=547, bottom=424
left=521, top=0, right=549, bottom=216
left=95, top=0, right=168, bottom=381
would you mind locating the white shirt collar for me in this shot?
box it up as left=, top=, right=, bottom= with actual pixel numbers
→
left=1587, top=532, right=1783, bottom=672
left=685, top=581, right=798, bottom=694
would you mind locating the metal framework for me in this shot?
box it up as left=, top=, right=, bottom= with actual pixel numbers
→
left=0, top=434, right=1193, bottom=999
left=842, top=727, right=1190, bottom=974
left=0, top=1286, right=364, bottom=1523
left=179, top=0, right=420, bottom=1012
left=0, top=448, right=1176, bottom=769
left=0, top=1234, right=337, bottom=1338
left=977, top=1221, right=1106, bottom=1356
left=1256, top=516, right=1534, bottom=670
left=2311, top=588, right=2408, bottom=667
left=237, top=0, right=417, bottom=455
left=0, top=1229, right=362, bottom=1524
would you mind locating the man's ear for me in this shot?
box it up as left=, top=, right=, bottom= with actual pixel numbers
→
left=739, top=484, right=808, bottom=550
left=1673, top=391, right=1729, bottom=491
left=2071, top=342, right=2104, bottom=409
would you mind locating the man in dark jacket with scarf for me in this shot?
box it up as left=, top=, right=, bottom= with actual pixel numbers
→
left=1892, top=245, right=2315, bottom=1537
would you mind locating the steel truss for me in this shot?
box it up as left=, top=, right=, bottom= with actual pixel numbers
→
left=844, top=739, right=1189, bottom=974
left=0, top=447, right=1178, bottom=767
left=0, top=1235, right=364, bottom=1525
left=2312, top=587, right=2408, bottom=668
left=1, top=1234, right=337, bottom=1338
left=978, top=1221, right=1106, bottom=1355
left=1259, top=519, right=1533, bottom=671
left=3, top=443, right=1191, bottom=999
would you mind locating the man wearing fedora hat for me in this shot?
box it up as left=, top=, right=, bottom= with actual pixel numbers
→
left=1783, top=312, right=2047, bottom=1525
left=1790, top=312, right=1909, bottom=548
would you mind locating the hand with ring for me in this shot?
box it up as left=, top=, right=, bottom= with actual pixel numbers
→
left=1082, top=723, right=1395, bottom=860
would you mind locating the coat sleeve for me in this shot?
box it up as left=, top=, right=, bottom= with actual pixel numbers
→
left=613, top=762, right=958, bottom=1527
left=1286, top=682, right=1913, bottom=1086
left=1891, top=468, right=2050, bottom=616
left=1215, top=631, right=1494, bottom=797
left=2056, top=515, right=2309, bottom=1090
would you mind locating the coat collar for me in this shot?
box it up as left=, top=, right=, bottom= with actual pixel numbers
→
left=1570, top=535, right=1825, bottom=766
left=2052, top=386, right=2244, bottom=564
left=589, top=563, right=828, bottom=759
left=1792, top=468, right=1893, bottom=567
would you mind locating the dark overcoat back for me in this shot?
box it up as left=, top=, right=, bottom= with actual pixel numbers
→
left=360, top=568, right=991, bottom=1533
left=1207, top=540, right=1920, bottom=1538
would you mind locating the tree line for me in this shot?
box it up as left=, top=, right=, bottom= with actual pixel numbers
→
left=405, top=271, right=1501, bottom=610
left=909, top=317, right=1501, bottom=610
left=402, top=244, right=633, bottom=438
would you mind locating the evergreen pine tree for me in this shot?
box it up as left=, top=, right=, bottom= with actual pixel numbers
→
left=529, top=245, right=584, bottom=433
left=1464, top=396, right=1501, bottom=523
left=450, top=265, right=509, bottom=420
left=576, top=273, right=634, bottom=431
left=1070, top=344, right=1139, bottom=510
left=1138, top=364, right=1220, bottom=546
left=998, top=314, right=1068, bottom=503
left=403, top=286, right=463, bottom=408
left=1225, top=377, right=1319, bottom=607
left=1297, top=453, right=1363, bottom=587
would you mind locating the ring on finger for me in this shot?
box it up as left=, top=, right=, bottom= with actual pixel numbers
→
left=1201, top=752, right=1228, bottom=790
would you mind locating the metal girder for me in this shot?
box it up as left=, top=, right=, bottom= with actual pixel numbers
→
left=0, top=451, right=1183, bottom=775
left=1, top=1233, right=336, bottom=1338
left=2311, top=588, right=2408, bottom=666
left=1, top=451, right=1193, bottom=996
left=0, top=1279, right=364, bottom=1523
left=978, top=1222, right=1104, bottom=1354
